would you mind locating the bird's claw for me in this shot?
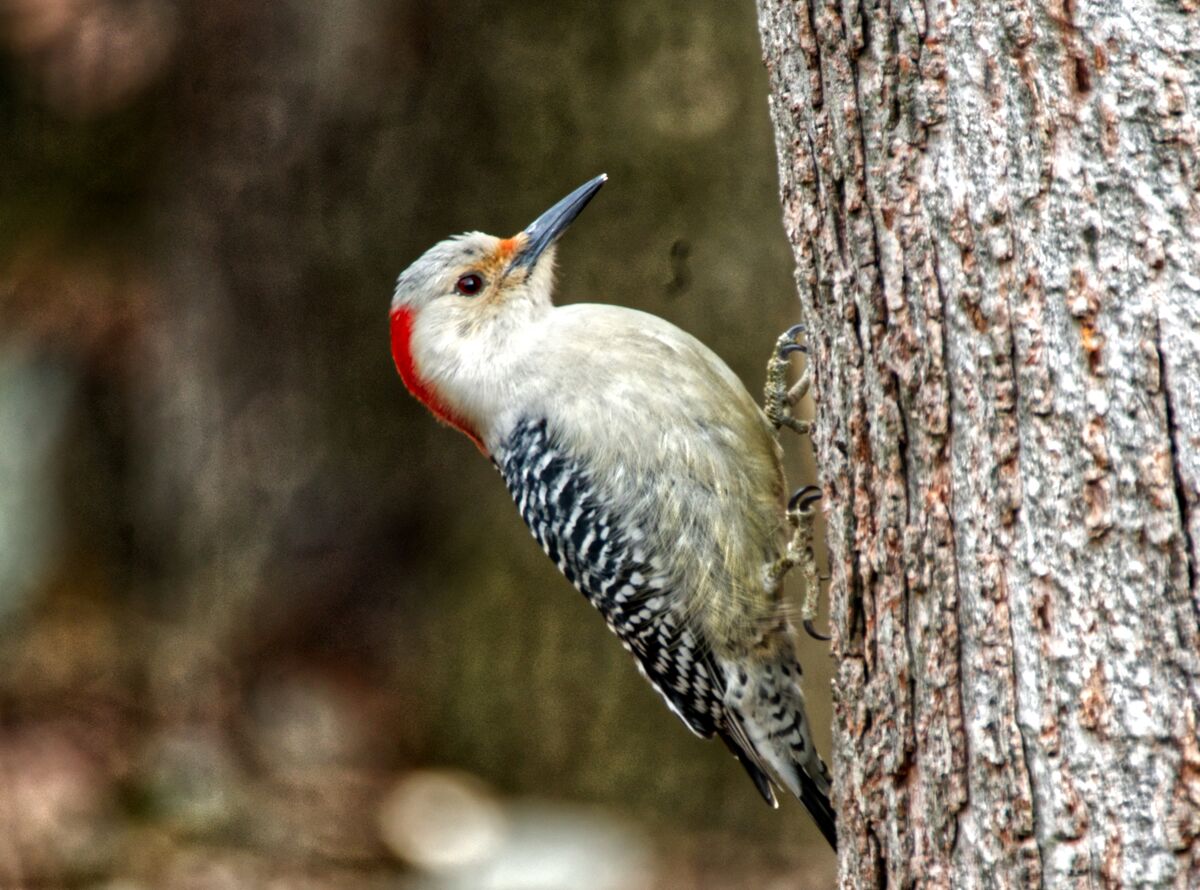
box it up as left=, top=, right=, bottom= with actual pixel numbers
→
left=764, top=325, right=813, bottom=435
left=784, top=484, right=829, bottom=645
left=777, top=324, right=807, bottom=360
left=788, top=484, right=823, bottom=514
left=803, top=618, right=831, bottom=641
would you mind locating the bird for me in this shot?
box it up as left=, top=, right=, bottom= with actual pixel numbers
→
left=388, top=175, right=836, bottom=848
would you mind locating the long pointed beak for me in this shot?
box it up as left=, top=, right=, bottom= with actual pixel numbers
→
left=512, top=174, right=607, bottom=269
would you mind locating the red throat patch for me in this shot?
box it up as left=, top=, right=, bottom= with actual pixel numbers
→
left=389, top=307, right=487, bottom=454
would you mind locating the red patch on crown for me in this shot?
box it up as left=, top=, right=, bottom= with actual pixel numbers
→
left=390, top=307, right=486, bottom=454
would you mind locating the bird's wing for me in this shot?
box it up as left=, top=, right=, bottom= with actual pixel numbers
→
left=521, top=305, right=791, bottom=647
left=496, top=416, right=733, bottom=740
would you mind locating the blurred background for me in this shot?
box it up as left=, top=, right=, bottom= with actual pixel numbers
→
left=0, top=0, right=832, bottom=887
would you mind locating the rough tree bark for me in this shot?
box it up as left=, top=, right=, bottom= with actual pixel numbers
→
left=756, top=2, right=1200, bottom=887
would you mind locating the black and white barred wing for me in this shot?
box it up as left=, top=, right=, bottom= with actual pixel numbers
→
left=497, top=418, right=804, bottom=807
left=495, top=421, right=726, bottom=729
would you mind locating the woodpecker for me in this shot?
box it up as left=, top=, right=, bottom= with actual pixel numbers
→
left=389, top=175, right=835, bottom=848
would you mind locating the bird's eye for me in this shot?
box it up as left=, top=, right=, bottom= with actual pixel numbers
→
left=455, top=274, right=484, bottom=296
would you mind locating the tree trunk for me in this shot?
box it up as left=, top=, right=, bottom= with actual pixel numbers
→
left=756, top=2, right=1200, bottom=886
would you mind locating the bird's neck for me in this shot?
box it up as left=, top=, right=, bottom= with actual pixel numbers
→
left=389, top=306, right=487, bottom=453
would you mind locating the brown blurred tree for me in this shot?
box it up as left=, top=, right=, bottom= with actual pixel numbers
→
left=757, top=1, right=1200, bottom=886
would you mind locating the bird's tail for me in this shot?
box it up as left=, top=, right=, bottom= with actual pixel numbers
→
left=793, top=766, right=837, bottom=849
left=720, top=647, right=837, bottom=849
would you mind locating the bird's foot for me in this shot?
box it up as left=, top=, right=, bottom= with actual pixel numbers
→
left=764, top=324, right=812, bottom=436
left=787, top=485, right=829, bottom=641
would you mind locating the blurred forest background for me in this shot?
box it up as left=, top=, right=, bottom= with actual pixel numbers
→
left=0, top=0, right=833, bottom=887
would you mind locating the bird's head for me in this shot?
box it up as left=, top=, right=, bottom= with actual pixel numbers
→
left=391, top=174, right=606, bottom=318
left=389, top=174, right=606, bottom=451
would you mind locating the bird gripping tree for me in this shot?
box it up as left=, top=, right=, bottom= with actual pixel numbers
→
left=389, top=175, right=836, bottom=848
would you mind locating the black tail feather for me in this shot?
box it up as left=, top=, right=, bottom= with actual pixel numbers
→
left=719, top=728, right=837, bottom=850
left=797, top=771, right=838, bottom=850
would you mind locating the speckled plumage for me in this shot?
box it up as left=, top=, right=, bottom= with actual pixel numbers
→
left=498, top=417, right=727, bottom=736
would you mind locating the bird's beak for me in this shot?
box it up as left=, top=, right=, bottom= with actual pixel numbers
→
left=512, top=174, right=607, bottom=269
